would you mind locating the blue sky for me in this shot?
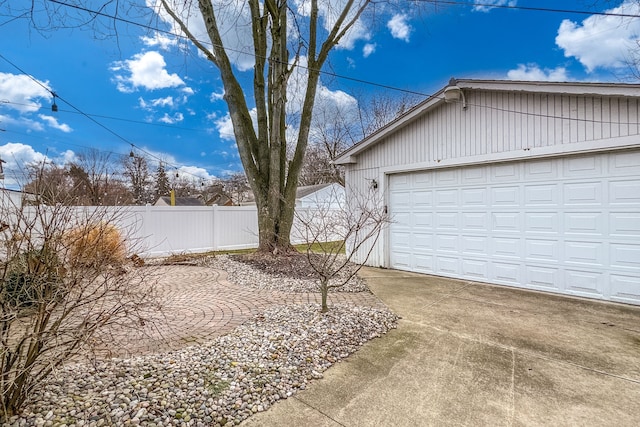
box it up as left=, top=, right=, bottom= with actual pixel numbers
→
left=1, top=0, right=639, bottom=189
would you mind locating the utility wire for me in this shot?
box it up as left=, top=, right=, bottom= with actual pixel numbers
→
left=420, top=0, right=640, bottom=19
left=0, top=52, right=212, bottom=181
left=0, top=100, right=208, bottom=132
left=3, top=0, right=640, bottom=170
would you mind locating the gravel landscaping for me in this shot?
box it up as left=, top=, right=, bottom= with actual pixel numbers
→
left=6, top=255, right=397, bottom=426
left=206, top=254, right=369, bottom=293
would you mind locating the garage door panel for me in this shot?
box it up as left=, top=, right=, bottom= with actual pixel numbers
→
left=564, top=182, right=603, bottom=206
left=609, top=150, right=640, bottom=175
left=565, top=241, right=604, bottom=266
left=564, top=155, right=603, bottom=178
left=525, top=212, right=559, bottom=233
left=493, top=237, right=521, bottom=258
left=525, top=159, right=556, bottom=180
left=525, top=239, right=560, bottom=262
left=389, top=190, right=412, bottom=207
left=436, top=189, right=458, bottom=206
left=524, top=183, right=560, bottom=206
left=565, top=270, right=604, bottom=297
left=462, top=166, right=487, bottom=183
left=492, top=163, right=520, bottom=182
left=493, top=262, right=521, bottom=284
left=492, top=186, right=520, bottom=206
left=413, top=233, right=433, bottom=250
left=389, top=174, right=410, bottom=190
left=388, top=150, right=640, bottom=305
left=414, top=254, right=434, bottom=273
left=461, top=187, right=488, bottom=206
left=525, top=266, right=561, bottom=290
left=610, top=244, right=640, bottom=270
left=462, top=259, right=488, bottom=279
left=462, top=212, right=489, bottom=231
left=436, top=256, right=459, bottom=275
left=413, top=171, right=433, bottom=186
left=390, top=251, right=411, bottom=270
left=610, top=275, right=640, bottom=304
left=436, top=234, right=458, bottom=252
left=609, top=180, right=640, bottom=205
left=492, top=212, right=520, bottom=232
left=461, top=235, right=487, bottom=255
left=565, top=212, right=604, bottom=235
left=610, top=213, right=640, bottom=237
left=436, top=169, right=458, bottom=185
left=413, top=190, right=433, bottom=207
left=436, top=212, right=458, bottom=229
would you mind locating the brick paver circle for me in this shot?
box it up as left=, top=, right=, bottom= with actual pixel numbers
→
left=94, top=265, right=385, bottom=358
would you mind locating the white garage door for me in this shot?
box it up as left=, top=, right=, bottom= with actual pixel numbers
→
left=388, top=150, right=640, bottom=305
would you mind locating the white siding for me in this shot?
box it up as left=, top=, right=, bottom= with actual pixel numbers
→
left=355, top=91, right=640, bottom=171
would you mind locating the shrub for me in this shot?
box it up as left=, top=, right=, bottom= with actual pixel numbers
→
left=64, top=222, right=127, bottom=268
left=2, top=247, right=62, bottom=308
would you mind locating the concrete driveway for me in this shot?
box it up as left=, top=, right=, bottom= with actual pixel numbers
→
left=243, top=267, right=640, bottom=426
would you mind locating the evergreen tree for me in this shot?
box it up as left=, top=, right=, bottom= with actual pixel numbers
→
left=153, top=162, right=170, bottom=200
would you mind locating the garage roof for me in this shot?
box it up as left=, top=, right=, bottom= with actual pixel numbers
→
left=333, top=79, right=640, bottom=165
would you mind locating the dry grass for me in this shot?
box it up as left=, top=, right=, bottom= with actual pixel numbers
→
left=64, top=222, right=126, bottom=268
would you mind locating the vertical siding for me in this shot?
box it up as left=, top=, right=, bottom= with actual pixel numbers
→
left=355, top=90, right=640, bottom=171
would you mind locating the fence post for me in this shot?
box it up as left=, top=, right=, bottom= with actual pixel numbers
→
left=212, top=204, right=219, bottom=251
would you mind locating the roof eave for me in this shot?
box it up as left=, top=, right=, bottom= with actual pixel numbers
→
left=333, top=92, right=446, bottom=165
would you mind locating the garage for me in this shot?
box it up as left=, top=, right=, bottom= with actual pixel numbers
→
left=388, top=150, right=640, bottom=305
left=335, top=79, right=640, bottom=305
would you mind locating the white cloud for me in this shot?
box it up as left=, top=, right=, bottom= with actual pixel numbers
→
left=0, top=72, right=52, bottom=113
left=473, top=0, right=517, bottom=13
left=38, top=114, right=73, bottom=132
left=0, top=114, right=44, bottom=132
left=363, top=43, right=376, bottom=58
left=556, top=0, right=640, bottom=72
left=0, top=142, right=47, bottom=170
left=176, top=165, right=215, bottom=181
left=146, top=0, right=256, bottom=71
left=387, top=14, right=412, bottom=42
left=112, top=51, right=188, bottom=92
left=507, top=64, right=569, bottom=81
left=210, top=89, right=225, bottom=102
left=141, top=32, right=178, bottom=50
left=158, top=112, right=184, bottom=124
left=214, top=114, right=236, bottom=141
left=151, top=96, right=174, bottom=107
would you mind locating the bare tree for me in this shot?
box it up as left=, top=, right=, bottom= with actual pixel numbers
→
left=0, top=177, right=160, bottom=419
left=292, top=187, right=389, bottom=312
left=147, top=0, right=378, bottom=252
left=67, top=149, right=129, bottom=206
left=123, top=153, right=153, bottom=205
left=221, top=172, right=251, bottom=205
left=20, top=0, right=406, bottom=250
left=300, top=92, right=420, bottom=186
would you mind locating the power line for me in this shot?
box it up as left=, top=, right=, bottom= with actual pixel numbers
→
left=0, top=52, right=214, bottom=181
left=4, top=0, right=640, bottom=163
left=0, top=100, right=208, bottom=132
left=420, top=0, right=640, bottom=19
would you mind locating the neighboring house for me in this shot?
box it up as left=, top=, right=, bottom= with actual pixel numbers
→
left=295, top=183, right=345, bottom=209
left=241, top=183, right=345, bottom=208
left=335, top=79, right=640, bottom=306
left=154, top=196, right=205, bottom=207
left=0, top=188, right=36, bottom=209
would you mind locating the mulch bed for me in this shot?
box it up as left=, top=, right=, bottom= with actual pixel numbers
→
left=233, top=252, right=323, bottom=280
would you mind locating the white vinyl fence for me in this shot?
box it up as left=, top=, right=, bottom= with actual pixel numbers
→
left=0, top=203, right=342, bottom=258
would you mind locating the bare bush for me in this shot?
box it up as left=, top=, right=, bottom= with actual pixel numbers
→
left=0, top=188, right=160, bottom=419
left=293, top=188, right=389, bottom=312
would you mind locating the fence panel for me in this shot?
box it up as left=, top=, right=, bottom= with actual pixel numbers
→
left=1, top=204, right=341, bottom=258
